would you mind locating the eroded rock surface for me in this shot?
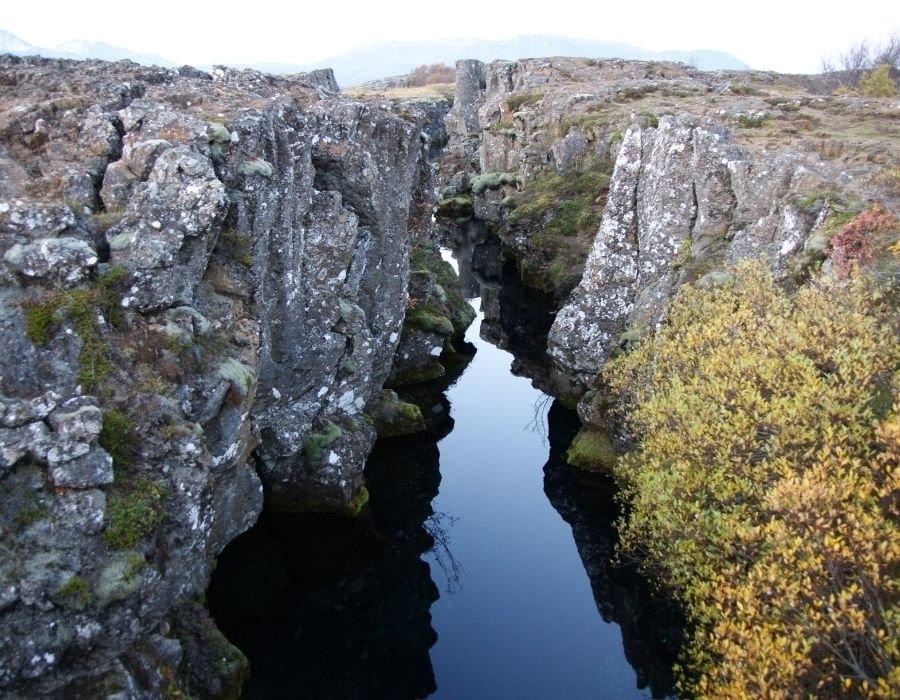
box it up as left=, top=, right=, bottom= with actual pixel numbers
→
left=439, top=57, right=898, bottom=394
left=547, top=113, right=848, bottom=388
left=0, top=54, right=442, bottom=696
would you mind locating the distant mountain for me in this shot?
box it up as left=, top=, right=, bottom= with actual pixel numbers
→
left=51, top=39, right=173, bottom=66
left=0, top=29, right=37, bottom=54
left=0, top=29, right=173, bottom=67
left=268, top=35, right=749, bottom=87
left=1, top=28, right=748, bottom=87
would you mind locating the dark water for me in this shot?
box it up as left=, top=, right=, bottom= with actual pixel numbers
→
left=208, top=242, right=680, bottom=698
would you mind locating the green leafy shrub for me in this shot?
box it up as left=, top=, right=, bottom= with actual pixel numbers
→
left=603, top=260, right=900, bottom=698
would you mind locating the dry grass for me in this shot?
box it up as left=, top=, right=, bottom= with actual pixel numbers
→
left=345, top=83, right=454, bottom=101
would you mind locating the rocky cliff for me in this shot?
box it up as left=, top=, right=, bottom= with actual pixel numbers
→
left=0, top=55, right=448, bottom=696
left=439, top=57, right=898, bottom=396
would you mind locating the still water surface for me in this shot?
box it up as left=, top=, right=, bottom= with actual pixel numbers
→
left=208, top=289, right=675, bottom=698
left=422, top=301, right=646, bottom=698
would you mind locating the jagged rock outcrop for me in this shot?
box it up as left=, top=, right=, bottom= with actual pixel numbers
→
left=545, top=111, right=887, bottom=391
left=547, top=115, right=824, bottom=386
left=439, top=57, right=897, bottom=394
left=0, top=54, right=444, bottom=696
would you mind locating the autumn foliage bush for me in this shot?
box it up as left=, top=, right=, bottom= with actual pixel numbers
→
left=603, top=260, right=899, bottom=697
left=828, top=204, right=898, bottom=278
left=407, top=63, right=455, bottom=86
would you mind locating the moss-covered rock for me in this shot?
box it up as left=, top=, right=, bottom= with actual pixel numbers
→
left=103, top=477, right=165, bottom=549
left=437, top=195, right=474, bottom=218
left=471, top=171, right=517, bottom=195
left=237, top=157, right=273, bottom=178
left=369, top=390, right=426, bottom=437
left=95, top=551, right=144, bottom=607
left=405, top=308, right=454, bottom=336
left=565, top=426, right=617, bottom=471
left=302, top=422, right=343, bottom=465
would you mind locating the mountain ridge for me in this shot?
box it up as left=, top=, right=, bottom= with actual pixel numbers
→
left=1, top=29, right=748, bottom=87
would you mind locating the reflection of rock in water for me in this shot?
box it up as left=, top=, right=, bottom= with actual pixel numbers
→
left=543, top=401, right=683, bottom=699
left=207, top=437, right=443, bottom=699
left=445, top=222, right=558, bottom=391
left=207, top=340, right=473, bottom=699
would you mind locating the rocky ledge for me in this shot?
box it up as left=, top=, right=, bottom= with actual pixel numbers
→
left=0, top=54, right=457, bottom=696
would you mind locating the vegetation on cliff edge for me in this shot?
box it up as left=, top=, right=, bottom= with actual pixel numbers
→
left=507, top=163, right=612, bottom=297
left=602, top=239, right=899, bottom=697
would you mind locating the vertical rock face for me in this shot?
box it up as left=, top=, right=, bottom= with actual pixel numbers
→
left=240, top=99, right=427, bottom=511
left=547, top=113, right=853, bottom=389
left=0, top=55, right=437, bottom=695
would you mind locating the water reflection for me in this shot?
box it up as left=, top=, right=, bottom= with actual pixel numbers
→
left=207, top=347, right=474, bottom=699
left=542, top=401, right=682, bottom=698
left=446, top=228, right=682, bottom=697
left=208, top=231, right=682, bottom=698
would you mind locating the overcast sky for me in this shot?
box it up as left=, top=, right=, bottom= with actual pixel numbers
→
left=5, top=0, right=899, bottom=74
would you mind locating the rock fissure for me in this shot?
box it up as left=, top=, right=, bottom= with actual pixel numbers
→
left=2, top=50, right=897, bottom=698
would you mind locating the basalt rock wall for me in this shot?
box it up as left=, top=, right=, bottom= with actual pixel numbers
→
left=0, top=55, right=439, bottom=696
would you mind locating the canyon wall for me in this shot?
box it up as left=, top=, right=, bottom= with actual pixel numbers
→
left=0, top=55, right=443, bottom=695
left=440, top=57, right=897, bottom=396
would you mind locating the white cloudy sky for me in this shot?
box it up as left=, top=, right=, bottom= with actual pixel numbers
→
left=5, top=0, right=900, bottom=73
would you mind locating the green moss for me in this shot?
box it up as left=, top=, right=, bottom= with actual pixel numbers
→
left=23, top=267, right=128, bottom=390
left=371, top=390, right=426, bottom=437
left=207, top=122, right=232, bottom=144
left=640, top=110, right=660, bottom=128
left=506, top=163, right=613, bottom=297
left=103, top=478, right=165, bottom=549
left=390, top=361, right=446, bottom=387
left=95, top=551, right=145, bottom=606
left=436, top=195, right=474, bottom=219
left=216, top=228, right=253, bottom=265
left=405, top=308, right=454, bottom=336
left=237, top=158, right=274, bottom=178
left=14, top=504, right=48, bottom=526
left=506, top=92, right=543, bottom=112
left=99, top=408, right=137, bottom=469
left=24, top=297, right=62, bottom=345
left=54, top=575, right=93, bottom=610
left=566, top=426, right=617, bottom=471
left=302, top=422, right=343, bottom=464
left=345, top=486, right=370, bottom=517
left=218, top=358, right=255, bottom=396
left=471, top=171, right=517, bottom=195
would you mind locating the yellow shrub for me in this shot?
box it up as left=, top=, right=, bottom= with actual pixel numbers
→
left=603, top=261, right=899, bottom=697
left=859, top=64, right=897, bottom=98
